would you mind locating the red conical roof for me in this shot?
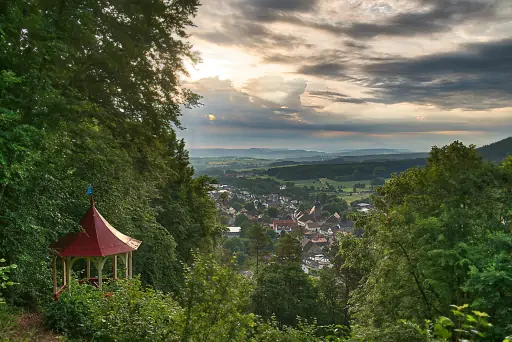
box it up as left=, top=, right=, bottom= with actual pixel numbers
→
left=51, top=198, right=142, bottom=257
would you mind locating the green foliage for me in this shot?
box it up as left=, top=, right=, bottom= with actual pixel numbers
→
left=274, top=232, right=302, bottom=264
left=0, top=0, right=220, bottom=304
left=43, top=255, right=261, bottom=342
left=267, top=207, right=279, bottom=218
left=370, top=177, right=386, bottom=186
left=222, top=236, right=249, bottom=266
left=267, top=158, right=427, bottom=181
left=476, top=136, right=512, bottom=162
left=316, top=267, right=349, bottom=326
left=179, top=253, right=254, bottom=341
left=245, top=202, right=257, bottom=212
left=249, top=224, right=270, bottom=274
left=252, top=262, right=318, bottom=327
left=43, top=283, right=101, bottom=338
left=0, top=259, right=17, bottom=304
left=92, top=279, right=181, bottom=341
left=343, top=141, right=512, bottom=339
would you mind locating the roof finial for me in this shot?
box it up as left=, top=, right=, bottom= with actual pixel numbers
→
left=86, top=184, right=95, bottom=209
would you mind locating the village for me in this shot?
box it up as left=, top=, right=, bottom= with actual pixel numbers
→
left=209, top=183, right=374, bottom=274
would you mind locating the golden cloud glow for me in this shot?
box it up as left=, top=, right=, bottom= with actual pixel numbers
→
left=208, top=114, right=216, bottom=121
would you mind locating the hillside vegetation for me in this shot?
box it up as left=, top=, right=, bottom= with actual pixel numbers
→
left=477, top=136, right=512, bottom=162
left=267, top=158, right=427, bottom=181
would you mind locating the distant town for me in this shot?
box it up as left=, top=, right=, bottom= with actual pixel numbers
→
left=210, top=182, right=374, bottom=275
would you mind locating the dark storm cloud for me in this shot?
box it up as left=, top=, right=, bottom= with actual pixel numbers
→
left=361, top=38, right=512, bottom=109
left=308, top=90, right=370, bottom=104
left=241, top=0, right=319, bottom=12
left=208, top=113, right=502, bottom=135
left=341, top=0, right=497, bottom=39
left=226, top=0, right=501, bottom=40
left=298, top=63, right=346, bottom=77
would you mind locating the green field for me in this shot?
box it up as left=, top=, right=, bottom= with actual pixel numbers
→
left=245, top=176, right=382, bottom=204
left=292, top=178, right=376, bottom=191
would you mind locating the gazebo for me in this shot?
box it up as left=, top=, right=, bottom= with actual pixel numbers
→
left=50, top=197, right=141, bottom=299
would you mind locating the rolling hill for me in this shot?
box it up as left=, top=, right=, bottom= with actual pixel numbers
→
left=476, top=136, right=512, bottom=162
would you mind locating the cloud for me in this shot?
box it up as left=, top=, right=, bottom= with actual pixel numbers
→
left=308, top=90, right=370, bottom=104
left=181, top=77, right=512, bottom=143
left=298, top=63, right=346, bottom=78
left=339, top=0, right=498, bottom=39
left=194, top=21, right=308, bottom=50
left=241, top=0, right=319, bottom=13
left=183, top=1, right=512, bottom=149
left=214, top=0, right=502, bottom=41
left=361, top=38, right=512, bottom=109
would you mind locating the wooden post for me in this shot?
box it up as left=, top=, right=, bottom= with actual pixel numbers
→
left=62, top=257, right=67, bottom=286
left=124, top=252, right=129, bottom=278
left=66, top=257, right=72, bottom=289
left=52, top=256, right=57, bottom=294
left=113, top=255, right=117, bottom=280
left=86, top=258, right=91, bottom=279
left=97, top=257, right=104, bottom=291
left=128, top=251, right=133, bottom=278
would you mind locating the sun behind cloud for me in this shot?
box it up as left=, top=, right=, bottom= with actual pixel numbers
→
left=208, top=114, right=216, bottom=121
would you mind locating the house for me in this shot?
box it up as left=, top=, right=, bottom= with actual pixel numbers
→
left=223, top=227, right=241, bottom=238
left=324, top=212, right=341, bottom=225
left=305, top=220, right=320, bottom=231
left=297, top=212, right=316, bottom=226
left=301, top=238, right=323, bottom=258
left=272, top=220, right=296, bottom=232
left=311, top=234, right=329, bottom=248
left=337, top=220, right=355, bottom=233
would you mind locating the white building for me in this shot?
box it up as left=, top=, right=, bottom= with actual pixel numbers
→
left=223, top=227, right=241, bottom=238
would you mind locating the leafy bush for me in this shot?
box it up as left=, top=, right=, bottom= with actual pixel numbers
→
left=91, top=278, right=182, bottom=341
left=44, top=278, right=181, bottom=341
left=43, top=282, right=101, bottom=338
left=0, top=258, right=17, bottom=304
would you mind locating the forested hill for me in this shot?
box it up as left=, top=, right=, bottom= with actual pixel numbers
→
left=476, top=136, right=512, bottom=161
left=267, top=158, right=427, bottom=181
left=265, top=137, right=512, bottom=181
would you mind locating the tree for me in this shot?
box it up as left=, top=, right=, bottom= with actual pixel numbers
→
left=345, top=142, right=512, bottom=339
left=267, top=207, right=279, bottom=218
left=248, top=224, right=269, bottom=274
left=0, top=0, right=221, bottom=302
left=180, top=254, right=253, bottom=341
left=274, top=232, right=302, bottom=264
left=219, top=192, right=229, bottom=206
left=234, top=214, right=249, bottom=226
left=316, top=267, right=349, bottom=326
left=244, top=202, right=256, bottom=212
left=285, top=182, right=295, bottom=188
left=371, top=177, right=386, bottom=186
left=252, top=263, right=318, bottom=327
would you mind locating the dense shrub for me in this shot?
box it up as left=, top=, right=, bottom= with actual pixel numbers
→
left=43, top=282, right=102, bottom=338
left=44, top=278, right=183, bottom=341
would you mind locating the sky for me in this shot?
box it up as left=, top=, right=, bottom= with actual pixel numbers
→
left=178, top=0, right=512, bottom=152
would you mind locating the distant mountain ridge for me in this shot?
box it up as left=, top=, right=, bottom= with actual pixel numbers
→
left=190, top=147, right=415, bottom=159
left=476, top=136, right=512, bottom=162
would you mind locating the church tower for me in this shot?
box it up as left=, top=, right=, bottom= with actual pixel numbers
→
left=314, top=195, right=321, bottom=221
